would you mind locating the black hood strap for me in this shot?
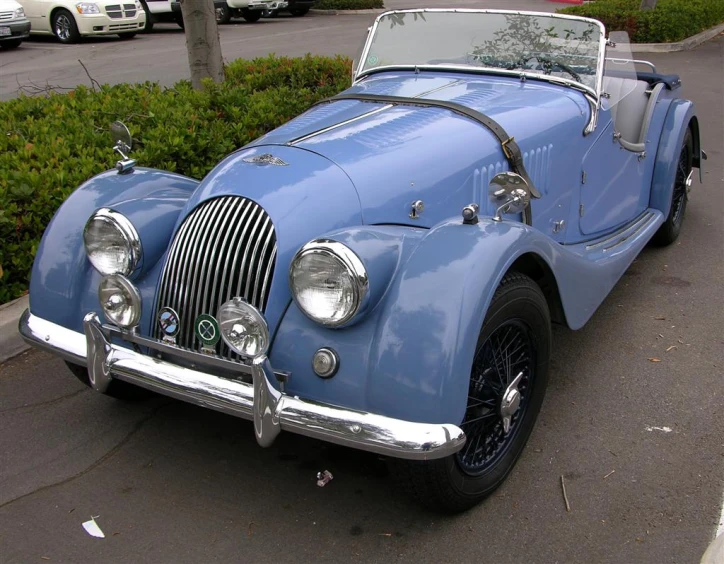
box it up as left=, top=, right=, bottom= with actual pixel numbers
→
left=315, top=93, right=541, bottom=199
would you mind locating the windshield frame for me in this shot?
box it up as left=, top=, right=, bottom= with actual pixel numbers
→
left=353, top=9, right=607, bottom=131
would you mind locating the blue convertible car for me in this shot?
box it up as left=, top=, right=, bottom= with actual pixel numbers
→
left=20, top=9, right=704, bottom=511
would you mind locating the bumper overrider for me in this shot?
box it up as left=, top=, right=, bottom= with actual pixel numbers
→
left=19, top=309, right=465, bottom=460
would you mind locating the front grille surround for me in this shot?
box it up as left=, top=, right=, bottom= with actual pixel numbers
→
left=154, top=197, right=277, bottom=357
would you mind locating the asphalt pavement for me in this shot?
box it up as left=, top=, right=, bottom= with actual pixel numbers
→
left=1, top=3, right=723, bottom=563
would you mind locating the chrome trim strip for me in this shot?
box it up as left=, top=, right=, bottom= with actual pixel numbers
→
left=19, top=310, right=466, bottom=461
left=585, top=211, right=655, bottom=251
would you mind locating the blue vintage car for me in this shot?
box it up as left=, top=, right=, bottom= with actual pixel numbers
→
left=19, top=9, right=705, bottom=511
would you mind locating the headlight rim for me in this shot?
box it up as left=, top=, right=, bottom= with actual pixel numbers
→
left=84, top=207, right=142, bottom=277
left=289, top=239, right=369, bottom=328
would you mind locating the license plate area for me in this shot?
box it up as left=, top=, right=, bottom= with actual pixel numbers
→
left=0, top=27, right=11, bottom=37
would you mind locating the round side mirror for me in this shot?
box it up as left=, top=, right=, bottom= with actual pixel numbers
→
left=111, top=121, right=132, bottom=152
left=488, top=172, right=531, bottom=221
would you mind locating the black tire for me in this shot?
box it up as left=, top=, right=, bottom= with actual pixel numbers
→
left=215, top=4, right=231, bottom=24
left=52, top=9, right=81, bottom=44
left=650, top=128, right=693, bottom=246
left=391, top=272, right=551, bottom=513
left=139, top=0, right=154, bottom=32
left=65, top=361, right=152, bottom=401
left=241, top=9, right=262, bottom=22
left=118, top=32, right=137, bottom=39
left=0, top=39, right=23, bottom=49
left=289, top=7, right=309, bottom=16
left=175, top=13, right=184, bottom=29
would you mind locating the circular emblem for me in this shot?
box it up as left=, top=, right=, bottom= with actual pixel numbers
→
left=195, top=314, right=221, bottom=347
left=157, top=307, right=180, bottom=338
left=367, top=54, right=379, bottom=66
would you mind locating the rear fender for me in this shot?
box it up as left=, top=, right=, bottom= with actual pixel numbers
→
left=29, top=167, right=198, bottom=333
left=650, top=100, right=697, bottom=216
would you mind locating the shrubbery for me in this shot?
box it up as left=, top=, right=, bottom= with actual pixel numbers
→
left=0, top=55, right=352, bottom=303
left=315, top=0, right=383, bottom=10
left=558, top=0, right=724, bottom=43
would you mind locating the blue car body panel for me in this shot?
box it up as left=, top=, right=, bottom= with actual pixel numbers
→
left=27, top=68, right=697, bottom=425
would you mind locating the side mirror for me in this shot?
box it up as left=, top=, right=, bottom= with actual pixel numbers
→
left=111, top=121, right=132, bottom=153
left=110, top=121, right=136, bottom=174
left=488, top=172, right=531, bottom=222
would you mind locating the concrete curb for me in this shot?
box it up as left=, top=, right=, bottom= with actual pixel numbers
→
left=0, top=295, right=29, bottom=364
left=309, top=8, right=385, bottom=15
left=630, top=23, right=724, bottom=53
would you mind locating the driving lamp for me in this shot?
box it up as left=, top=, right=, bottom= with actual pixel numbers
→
left=218, top=298, right=269, bottom=358
left=289, top=240, right=368, bottom=327
left=99, top=274, right=142, bottom=329
left=84, top=208, right=142, bottom=276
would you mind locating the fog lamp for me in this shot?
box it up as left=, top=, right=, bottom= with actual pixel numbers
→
left=218, top=298, right=269, bottom=358
left=99, top=274, right=141, bottom=329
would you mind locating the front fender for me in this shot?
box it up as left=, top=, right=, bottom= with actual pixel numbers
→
left=650, top=100, right=697, bottom=216
left=29, top=167, right=198, bottom=333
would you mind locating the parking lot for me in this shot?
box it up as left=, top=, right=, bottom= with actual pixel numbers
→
left=1, top=2, right=723, bottom=563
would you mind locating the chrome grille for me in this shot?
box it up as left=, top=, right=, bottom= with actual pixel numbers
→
left=0, top=11, right=14, bottom=21
left=154, top=197, right=277, bottom=357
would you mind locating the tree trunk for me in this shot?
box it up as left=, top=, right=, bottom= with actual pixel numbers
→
left=179, top=0, right=225, bottom=89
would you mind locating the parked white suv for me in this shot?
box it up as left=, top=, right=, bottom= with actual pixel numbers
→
left=0, top=0, right=30, bottom=49
left=170, top=0, right=279, bottom=25
left=22, top=0, right=145, bottom=43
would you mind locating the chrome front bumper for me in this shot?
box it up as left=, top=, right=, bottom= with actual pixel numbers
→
left=19, top=310, right=465, bottom=460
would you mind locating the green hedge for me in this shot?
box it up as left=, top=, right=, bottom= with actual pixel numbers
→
left=315, top=0, right=383, bottom=10
left=558, top=0, right=724, bottom=43
left=0, top=55, right=352, bottom=304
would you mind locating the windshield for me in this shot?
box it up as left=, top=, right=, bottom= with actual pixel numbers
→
left=356, top=10, right=604, bottom=94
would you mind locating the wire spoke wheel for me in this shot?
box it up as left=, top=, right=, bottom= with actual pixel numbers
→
left=456, top=319, right=534, bottom=476
left=671, top=141, right=690, bottom=224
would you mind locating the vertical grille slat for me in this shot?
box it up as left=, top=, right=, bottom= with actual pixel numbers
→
left=154, top=197, right=277, bottom=358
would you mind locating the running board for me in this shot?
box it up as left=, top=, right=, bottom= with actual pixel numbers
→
left=584, top=211, right=659, bottom=254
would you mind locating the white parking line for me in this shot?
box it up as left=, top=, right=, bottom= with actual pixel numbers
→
left=718, top=491, right=724, bottom=538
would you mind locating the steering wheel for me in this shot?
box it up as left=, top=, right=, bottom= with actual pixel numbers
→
left=519, top=55, right=582, bottom=82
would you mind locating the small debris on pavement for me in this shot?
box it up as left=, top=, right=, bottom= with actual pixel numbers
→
left=82, top=517, right=105, bottom=539
left=648, top=358, right=662, bottom=363
left=654, top=316, right=667, bottom=320
left=666, top=345, right=677, bottom=352
left=603, top=470, right=615, bottom=479
left=316, top=470, right=333, bottom=487
left=248, top=521, right=255, bottom=537
left=560, top=475, right=571, bottom=512
left=645, top=426, right=672, bottom=433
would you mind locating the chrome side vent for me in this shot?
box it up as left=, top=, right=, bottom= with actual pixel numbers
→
left=154, top=196, right=277, bottom=356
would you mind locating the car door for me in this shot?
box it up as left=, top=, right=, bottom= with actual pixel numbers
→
left=578, top=113, right=647, bottom=236
left=21, top=0, right=49, bottom=31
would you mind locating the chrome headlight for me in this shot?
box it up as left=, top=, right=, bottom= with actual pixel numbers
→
left=289, top=239, right=368, bottom=327
left=84, top=208, right=142, bottom=276
left=14, top=7, right=25, bottom=17
left=99, top=274, right=142, bottom=329
left=218, top=298, right=269, bottom=358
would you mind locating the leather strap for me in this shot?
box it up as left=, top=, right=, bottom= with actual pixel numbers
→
left=315, top=93, right=541, bottom=199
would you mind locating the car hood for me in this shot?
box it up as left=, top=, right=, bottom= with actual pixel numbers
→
left=249, top=71, right=590, bottom=227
